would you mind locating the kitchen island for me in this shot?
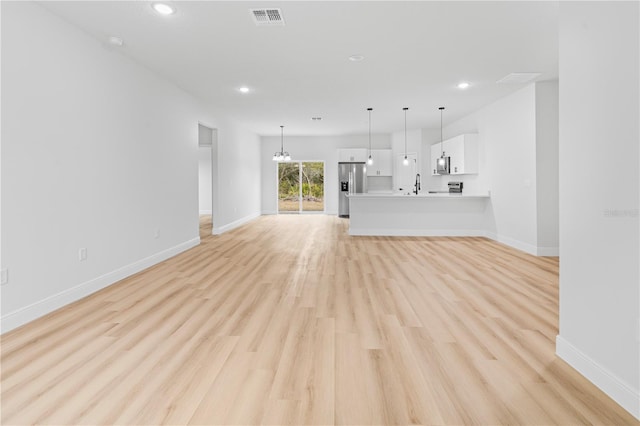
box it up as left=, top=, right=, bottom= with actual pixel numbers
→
left=347, top=192, right=491, bottom=236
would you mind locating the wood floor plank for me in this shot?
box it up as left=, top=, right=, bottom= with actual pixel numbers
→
left=1, top=214, right=637, bottom=425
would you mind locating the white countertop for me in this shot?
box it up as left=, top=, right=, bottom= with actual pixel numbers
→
left=348, top=192, right=490, bottom=199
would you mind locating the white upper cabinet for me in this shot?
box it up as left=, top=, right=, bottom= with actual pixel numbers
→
left=431, top=134, right=478, bottom=175
left=367, top=149, right=393, bottom=176
left=338, top=148, right=367, bottom=162
left=446, top=135, right=466, bottom=174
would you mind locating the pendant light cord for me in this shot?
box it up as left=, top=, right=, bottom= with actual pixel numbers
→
left=403, top=107, right=408, bottom=157
left=280, top=125, right=284, bottom=152
left=439, top=107, right=445, bottom=156
left=368, top=108, right=372, bottom=153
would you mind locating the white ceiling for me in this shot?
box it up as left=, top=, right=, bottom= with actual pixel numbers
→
left=39, top=1, right=559, bottom=136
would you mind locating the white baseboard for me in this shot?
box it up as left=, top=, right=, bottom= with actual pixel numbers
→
left=199, top=210, right=212, bottom=215
left=213, top=212, right=260, bottom=235
left=485, top=231, right=538, bottom=256
left=347, top=227, right=557, bottom=257
left=488, top=233, right=558, bottom=257
left=262, top=211, right=337, bottom=216
left=349, top=228, right=487, bottom=237
left=556, top=335, right=640, bottom=420
left=1, top=238, right=200, bottom=334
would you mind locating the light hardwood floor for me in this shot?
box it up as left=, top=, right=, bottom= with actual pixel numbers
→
left=1, top=215, right=637, bottom=425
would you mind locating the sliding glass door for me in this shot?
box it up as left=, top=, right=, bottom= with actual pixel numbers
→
left=278, top=161, right=324, bottom=213
left=278, top=162, right=300, bottom=213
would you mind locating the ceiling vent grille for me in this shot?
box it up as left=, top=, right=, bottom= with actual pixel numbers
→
left=496, top=72, right=542, bottom=84
left=250, top=8, right=285, bottom=26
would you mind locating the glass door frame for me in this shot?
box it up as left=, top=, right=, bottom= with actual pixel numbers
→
left=276, top=160, right=325, bottom=214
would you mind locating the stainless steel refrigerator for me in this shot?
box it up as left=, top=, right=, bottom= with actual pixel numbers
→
left=338, top=162, right=367, bottom=217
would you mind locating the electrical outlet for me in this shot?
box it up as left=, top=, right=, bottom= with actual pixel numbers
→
left=154, top=228, right=160, bottom=239
left=1, top=269, right=8, bottom=285
left=79, top=248, right=87, bottom=261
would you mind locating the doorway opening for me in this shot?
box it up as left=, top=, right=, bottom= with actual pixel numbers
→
left=278, top=161, right=324, bottom=213
left=198, top=123, right=217, bottom=238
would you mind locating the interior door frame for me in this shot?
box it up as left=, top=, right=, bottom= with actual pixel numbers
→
left=197, top=122, right=218, bottom=234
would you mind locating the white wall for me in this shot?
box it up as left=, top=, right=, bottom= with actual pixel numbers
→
left=197, top=120, right=261, bottom=227
left=211, top=117, right=261, bottom=233
left=557, top=1, right=639, bottom=419
left=0, top=2, right=262, bottom=332
left=436, top=85, right=539, bottom=254
left=261, top=134, right=391, bottom=214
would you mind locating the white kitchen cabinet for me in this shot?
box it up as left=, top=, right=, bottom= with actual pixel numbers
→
left=431, top=134, right=478, bottom=175
left=445, top=135, right=465, bottom=174
left=338, top=148, right=367, bottom=162
left=366, top=149, right=393, bottom=176
left=446, top=134, right=478, bottom=174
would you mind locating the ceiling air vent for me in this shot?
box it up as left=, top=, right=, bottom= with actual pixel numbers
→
left=496, top=73, right=542, bottom=84
left=250, top=8, right=285, bottom=26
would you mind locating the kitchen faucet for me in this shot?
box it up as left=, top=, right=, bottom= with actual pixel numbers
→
left=414, top=173, right=421, bottom=195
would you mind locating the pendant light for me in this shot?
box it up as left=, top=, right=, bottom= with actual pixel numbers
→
left=438, top=107, right=446, bottom=166
left=367, top=108, right=373, bottom=165
left=272, top=125, right=291, bottom=161
left=403, top=107, right=409, bottom=166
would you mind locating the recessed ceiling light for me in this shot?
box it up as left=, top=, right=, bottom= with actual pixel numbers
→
left=457, top=82, right=470, bottom=89
left=348, top=55, right=365, bottom=62
left=238, top=87, right=250, bottom=93
left=152, top=2, right=175, bottom=15
left=108, top=36, right=124, bottom=46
